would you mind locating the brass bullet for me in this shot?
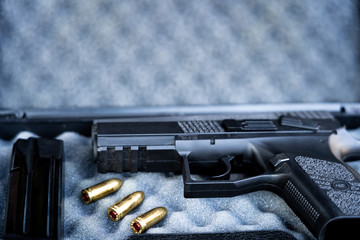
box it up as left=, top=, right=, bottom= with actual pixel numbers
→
left=130, top=207, right=167, bottom=234
left=107, top=191, right=145, bottom=222
left=81, top=178, right=122, bottom=204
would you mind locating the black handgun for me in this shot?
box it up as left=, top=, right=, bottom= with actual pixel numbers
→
left=92, top=111, right=360, bottom=240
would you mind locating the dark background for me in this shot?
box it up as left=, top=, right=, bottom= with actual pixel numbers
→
left=1, top=0, right=359, bottom=109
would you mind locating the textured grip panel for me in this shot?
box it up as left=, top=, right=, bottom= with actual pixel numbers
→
left=284, top=181, right=320, bottom=225
left=295, top=156, right=360, bottom=215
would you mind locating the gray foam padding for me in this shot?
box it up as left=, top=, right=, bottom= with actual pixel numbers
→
left=1, top=0, right=360, bottom=108
left=0, top=132, right=311, bottom=239
left=0, top=129, right=359, bottom=240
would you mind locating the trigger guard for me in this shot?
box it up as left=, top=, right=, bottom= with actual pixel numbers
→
left=211, top=156, right=234, bottom=180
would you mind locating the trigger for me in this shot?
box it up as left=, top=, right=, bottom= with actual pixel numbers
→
left=211, top=156, right=234, bottom=180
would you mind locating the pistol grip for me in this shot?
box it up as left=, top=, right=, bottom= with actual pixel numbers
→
left=272, top=153, right=360, bottom=240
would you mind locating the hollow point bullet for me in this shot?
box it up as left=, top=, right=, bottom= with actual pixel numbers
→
left=107, top=191, right=145, bottom=221
left=81, top=178, right=122, bottom=204
left=130, top=207, right=167, bottom=234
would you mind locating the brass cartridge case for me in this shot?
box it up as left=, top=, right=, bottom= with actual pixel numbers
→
left=81, top=178, right=122, bottom=204
left=107, top=191, right=145, bottom=221
left=130, top=207, right=167, bottom=234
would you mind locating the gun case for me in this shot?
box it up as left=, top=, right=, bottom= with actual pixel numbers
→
left=0, top=104, right=359, bottom=240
